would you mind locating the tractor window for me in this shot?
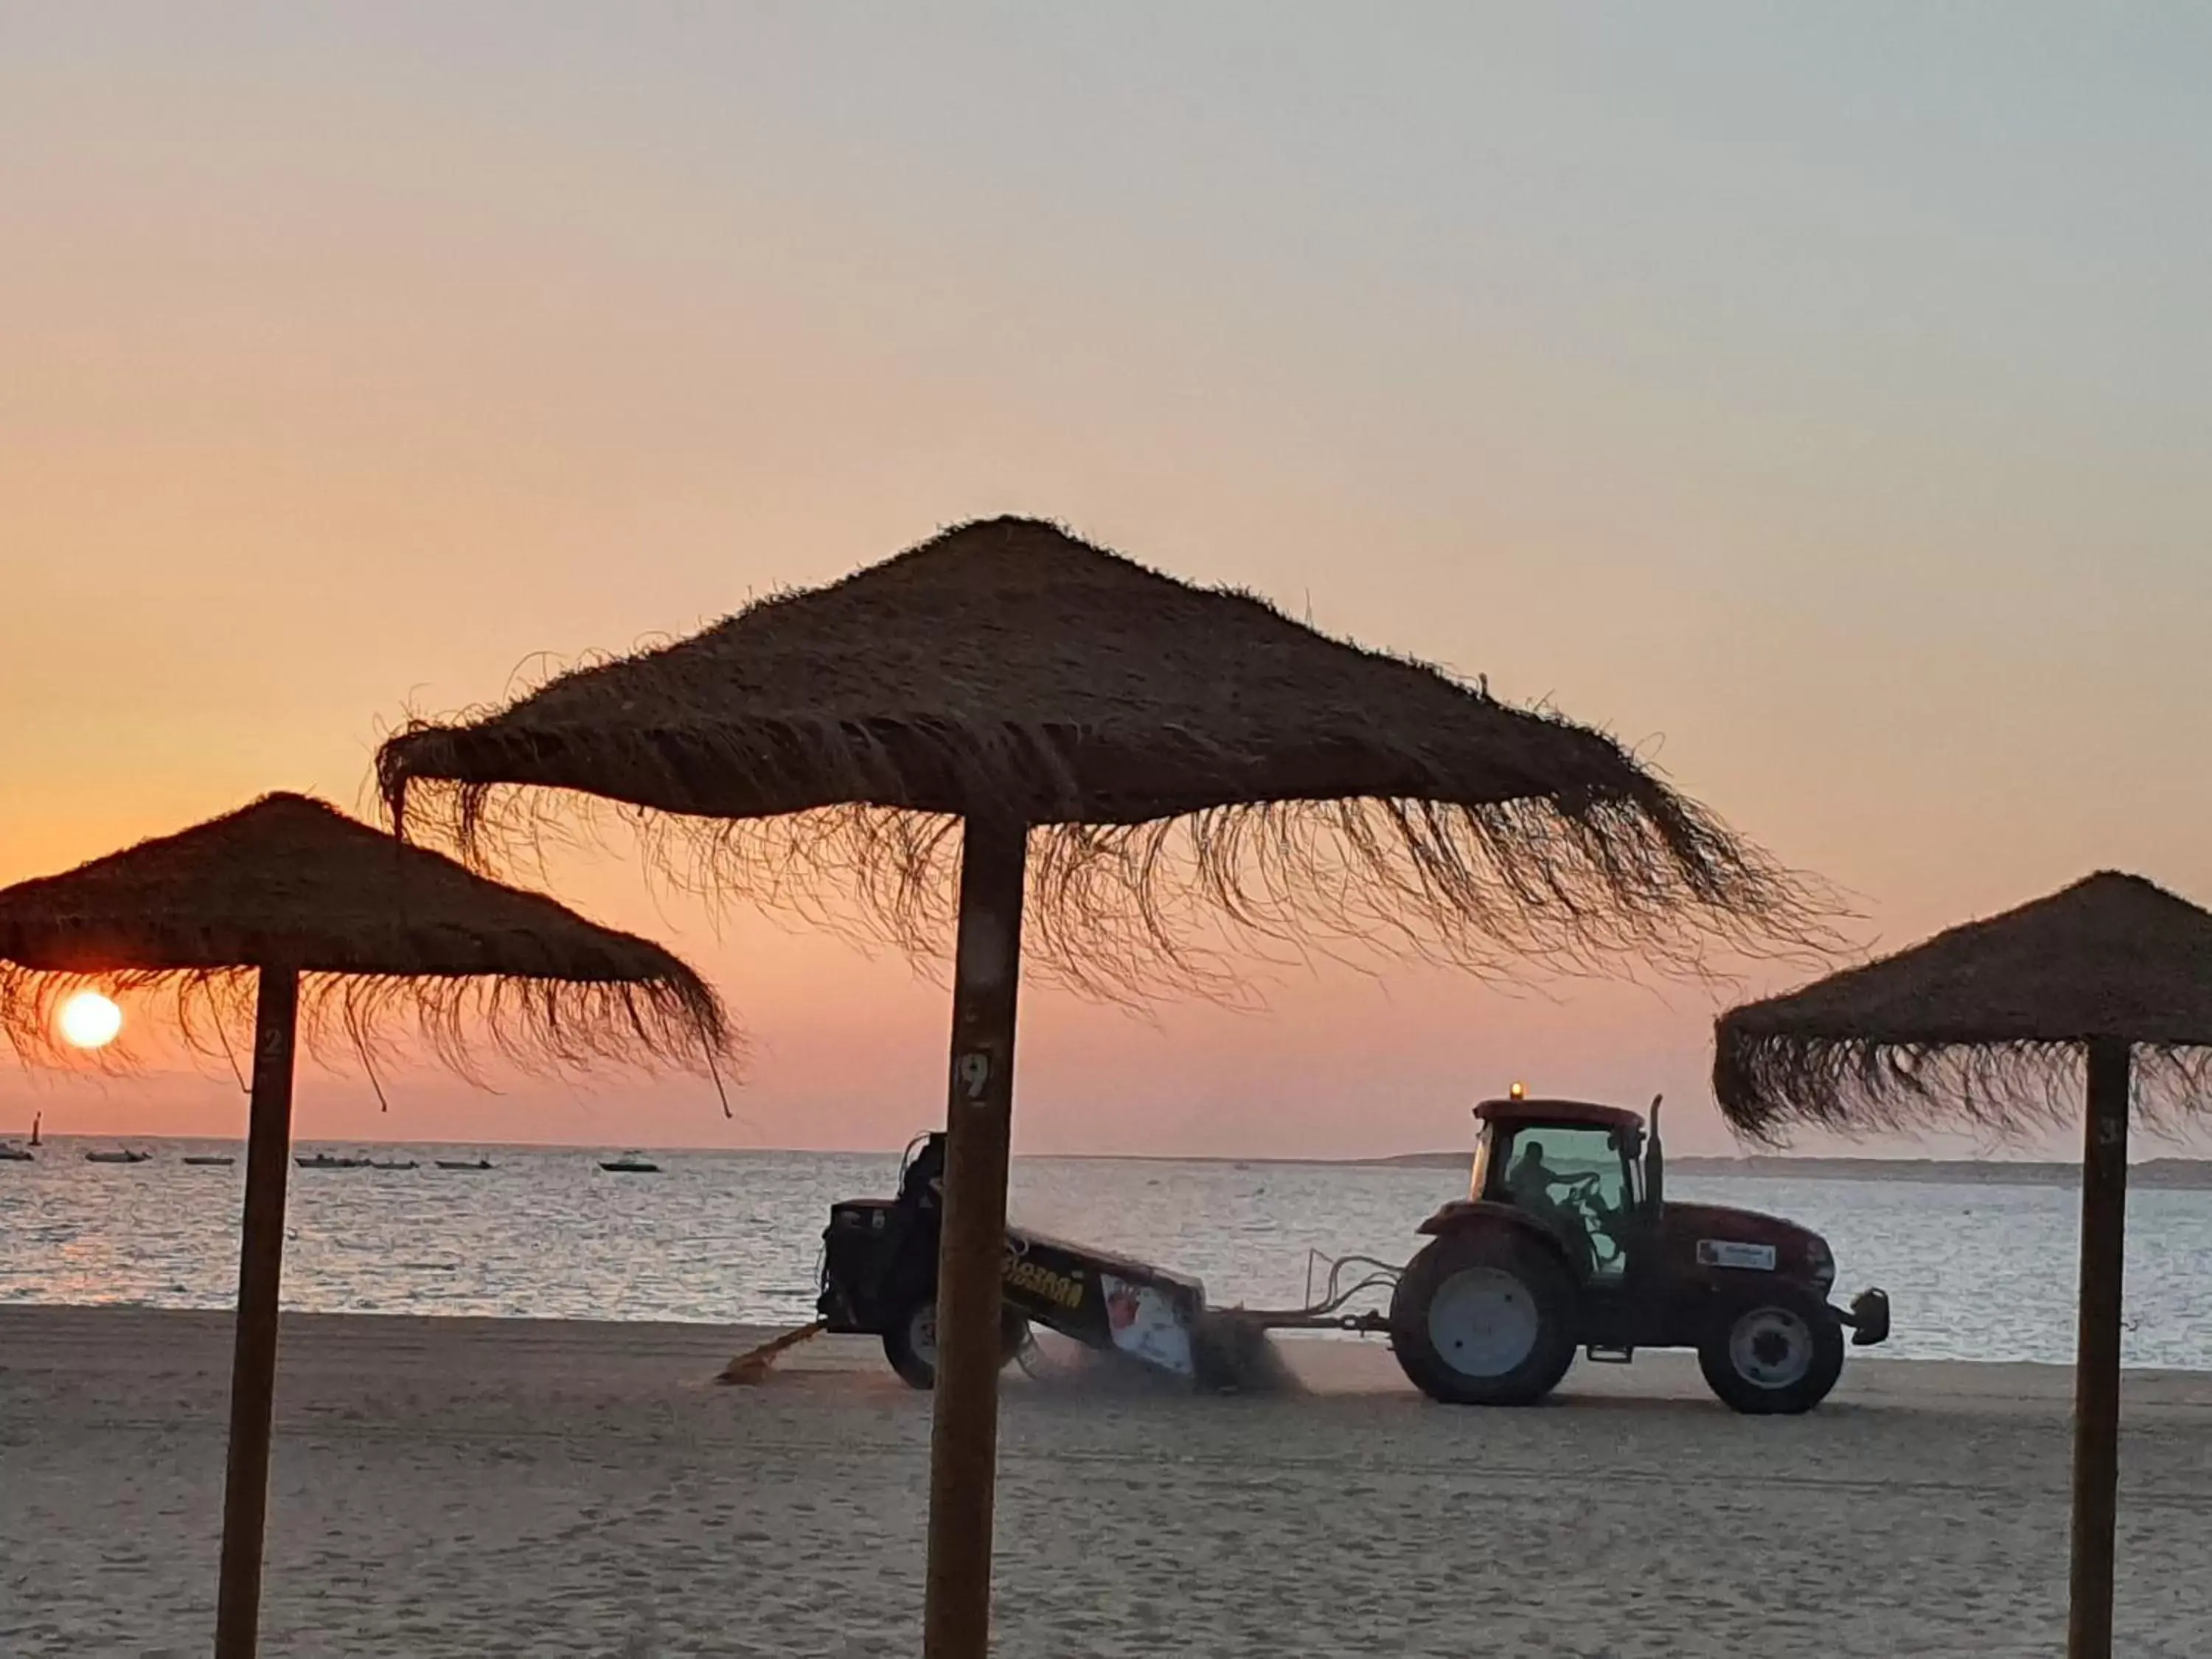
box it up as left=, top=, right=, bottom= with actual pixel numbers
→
left=1499, top=1126, right=1621, bottom=1193
left=1496, top=1125, right=1634, bottom=1279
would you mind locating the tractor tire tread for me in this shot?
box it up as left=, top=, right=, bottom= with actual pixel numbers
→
left=1388, top=1228, right=1578, bottom=1407
left=882, top=1301, right=1029, bottom=1391
left=1697, top=1284, right=1846, bottom=1415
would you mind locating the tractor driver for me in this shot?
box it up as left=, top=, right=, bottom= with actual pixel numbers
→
left=1505, top=1140, right=1593, bottom=1252
left=1506, top=1139, right=1566, bottom=1210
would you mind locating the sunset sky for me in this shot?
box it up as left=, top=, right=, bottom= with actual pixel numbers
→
left=5, top=6, right=2209, bottom=1158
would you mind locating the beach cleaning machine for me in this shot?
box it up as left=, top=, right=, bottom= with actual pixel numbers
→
left=811, top=1096, right=1888, bottom=1413
left=823, top=1133, right=1283, bottom=1389
left=815, top=1131, right=1405, bottom=1392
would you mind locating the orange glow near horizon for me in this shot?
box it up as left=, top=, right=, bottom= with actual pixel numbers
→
left=4, top=9, right=2211, bottom=1160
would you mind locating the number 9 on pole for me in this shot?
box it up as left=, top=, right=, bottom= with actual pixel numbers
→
left=956, top=1051, right=992, bottom=1102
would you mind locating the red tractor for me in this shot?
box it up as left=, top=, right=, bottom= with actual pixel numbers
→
left=1388, top=1094, right=1889, bottom=1413
left=807, top=1094, right=1887, bottom=1411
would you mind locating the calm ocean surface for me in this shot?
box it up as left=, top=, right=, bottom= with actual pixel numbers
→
left=6, top=1138, right=2211, bottom=1369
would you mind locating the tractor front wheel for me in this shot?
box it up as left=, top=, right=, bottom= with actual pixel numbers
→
left=1389, top=1229, right=1578, bottom=1406
left=883, top=1299, right=1031, bottom=1391
left=1697, top=1287, right=1846, bottom=1415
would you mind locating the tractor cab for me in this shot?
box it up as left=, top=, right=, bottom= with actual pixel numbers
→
left=1467, top=1092, right=1660, bottom=1284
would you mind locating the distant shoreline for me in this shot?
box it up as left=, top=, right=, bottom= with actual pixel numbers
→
left=16, top=1131, right=2212, bottom=1189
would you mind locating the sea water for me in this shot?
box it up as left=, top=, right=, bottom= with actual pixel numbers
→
left=4, top=1140, right=2210, bottom=1369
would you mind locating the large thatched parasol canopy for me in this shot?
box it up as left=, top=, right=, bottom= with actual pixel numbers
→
left=1714, top=871, right=2212, bottom=1143
left=0, top=790, right=730, bottom=1070
left=378, top=516, right=1818, bottom=988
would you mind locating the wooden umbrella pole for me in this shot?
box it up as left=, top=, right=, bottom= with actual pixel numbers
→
left=2067, top=1036, right=2132, bottom=1659
left=922, top=814, right=1028, bottom=1659
left=214, top=964, right=302, bottom=1659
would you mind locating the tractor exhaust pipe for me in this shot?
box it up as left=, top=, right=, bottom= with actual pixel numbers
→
left=1645, top=1094, right=1665, bottom=1212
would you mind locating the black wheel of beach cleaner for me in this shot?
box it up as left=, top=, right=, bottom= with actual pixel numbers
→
left=1697, top=1286, right=1846, bottom=1415
left=883, top=1300, right=1032, bottom=1391
left=1388, top=1230, right=1577, bottom=1406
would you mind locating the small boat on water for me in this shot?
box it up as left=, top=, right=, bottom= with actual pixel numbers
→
left=295, top=1152, right=366, bottom=1170
left=86, top=1149, right=150, bottom=1165
left=436, top=1158, right=494, bottom=1171
left=0, top=1144, right=31, bottom=1164
left=367, top=1158, right=419, bottom=1171
left=182, top=1155, right=236, bottom=1166
left=599, top=1151, right=661, bottom=1174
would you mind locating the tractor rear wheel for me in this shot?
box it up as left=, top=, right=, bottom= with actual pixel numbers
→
left=1389, top=1229, right=1577, bottom=1406
left=883, top=1299, right=1031, bottom=1391
left=1697, top=1286, right=1846, bottom=1414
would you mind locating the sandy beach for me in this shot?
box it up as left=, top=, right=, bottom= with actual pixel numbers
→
left=4, top=1308, right=2208, bottom=1658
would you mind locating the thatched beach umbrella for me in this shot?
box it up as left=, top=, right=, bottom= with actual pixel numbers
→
left=378, top=515, right=1813, bottom=1658
left=1712, top=872, right=2212, bottom=1659
left=0, top=793, right=728, bottom=1659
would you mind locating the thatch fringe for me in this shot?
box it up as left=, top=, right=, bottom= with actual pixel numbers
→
left=1711, top=1030, right=2212, bottom=1146
left=0, top=793, right=736, bottom=1081
left=375, top=518, right=1842, bottom=997
left=381, top=758, right=1834, bottom=1002
left=0, top=959, right=732, bottom=1083
left=1711, top=874, right=2212, bottom=1143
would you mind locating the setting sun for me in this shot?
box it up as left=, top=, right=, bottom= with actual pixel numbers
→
left=58, top=990, right=123, bottom=1050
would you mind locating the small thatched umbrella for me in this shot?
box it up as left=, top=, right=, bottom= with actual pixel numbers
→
left=378, top=515, right=1815, bottom=1658
left=0, top=793, right=729, bottom=1659
left=1713, top=871, right=2212, bottom=1659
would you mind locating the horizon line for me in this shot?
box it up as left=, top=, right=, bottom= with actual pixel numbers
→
left=6, top=1130, right=2163, bottom=1168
